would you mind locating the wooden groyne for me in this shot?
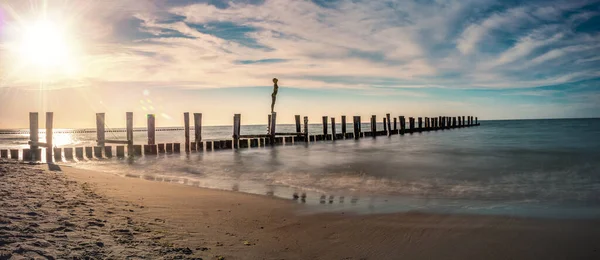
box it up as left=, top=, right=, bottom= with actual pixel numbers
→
left=0, top=112, right=480, bottom=162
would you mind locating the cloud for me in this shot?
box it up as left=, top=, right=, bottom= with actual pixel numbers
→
left=0, top=0, right=599, bottom=95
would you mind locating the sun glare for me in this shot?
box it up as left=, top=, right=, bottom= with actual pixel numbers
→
left=18, top=20, right=71, bottom=67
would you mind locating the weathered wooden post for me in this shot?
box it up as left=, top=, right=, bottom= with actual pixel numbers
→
left=400, top=116, right=406, bottom=134
left=270, top=112, right=277, bottom=144
left=194, top=113, right=202, bottom=151
left=322, top=116, right=328, bottom=136
left=147, top=114, right=156, bottom=145
left=126, top=112, right=134, bottom=157
left=383, top=118, right=387, bottom=133
left=64, top=148, right=73, bottom=160
left=295, top=115, right=301, bottom=133
left=476, top=117, right=478, bottom=125
left=418, top=117, right=423, bottom=131
left=386, top=113, right=391, bottom=136
left=304, top=116, right=309, bottom=143
left=370, top=115, right=376, bottom=138
left=184, top=112, right=190, bottom=152
left=96, top=113, right=105, bottom=147
left=46, top=112, right=53, bottom=162
left=341, top=116, right=347, bottom=136
left=462, top=116, right=466, bottom=127
left=267, top=114, right=272, bottom=134
left=331, top=117, right=336, bottom=141
left=233, top=114, right=241, bottom=149
left=29, top=112, right=39, bottom=161
left=393, top=117, right=397, bottom=131
left=10, top=149, right=19, bottom=160
left=104, top=146, right=112, bottom=158
left=353, top=116, right=360, bottom=140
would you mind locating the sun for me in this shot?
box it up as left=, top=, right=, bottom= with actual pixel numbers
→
left=17, top=19, right=72, bottom=68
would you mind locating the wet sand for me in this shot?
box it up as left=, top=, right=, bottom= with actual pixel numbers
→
left=2, top=160, right=600, bottom=259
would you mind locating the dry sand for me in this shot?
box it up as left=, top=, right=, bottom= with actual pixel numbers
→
left=2, top=159, right=600, bottom=259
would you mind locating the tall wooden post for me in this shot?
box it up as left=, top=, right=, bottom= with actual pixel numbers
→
left=322, top=116, right=328, bottom=136
left=476, top=117, right=478, bottom=124
left=462, top=116, right=466, bottom=126
left=268, top=114, right=272, bottom=134
left=126, top=112, right=134, bottom=157
left=418, top=117, right=422, bottom=130
left=386, top=113, right=391, bottom=136
left=29, top=112, right=39, bottom=161
left=233, top=114, right=241, bottom=149
left=194, top=113, right=202, bottom=150
left=393, top=117, right=397, bottom=131
left=147, top=114, right=156, bottom=145
left=295, top=115, right=301, bottom=133
left=270, top=112, right=277, bottom=143
left=341, top=115, right=347, bottom=135
left=96, top=113, right=105, bottom=146
left=331, top=117, right=336, bottom=140
left=184, top=112, right=190, bottom=152
left=400, top=116, right=406, bottom=134
left=353, top=116, right=361, bottom=139
left=303, top=116, right=309, bottom=143
left=46, top=112, right=53, bottom=162
left=303, top=116, right=309, bottom=142
left=383, top=118, right=387, bottom=132
left=370, top=115, right=376, bottom=137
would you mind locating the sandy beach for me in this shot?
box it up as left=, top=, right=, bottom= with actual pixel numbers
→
left=1, top=159, right=599, bottom=259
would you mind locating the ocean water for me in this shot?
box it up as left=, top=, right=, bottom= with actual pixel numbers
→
left=2, top=119, right=600, bottom=219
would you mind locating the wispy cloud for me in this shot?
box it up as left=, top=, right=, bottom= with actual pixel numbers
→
left=1, top=0, right=600, bottom=95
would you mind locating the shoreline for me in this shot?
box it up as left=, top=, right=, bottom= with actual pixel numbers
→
left=2, top=160, right=600, bottom=259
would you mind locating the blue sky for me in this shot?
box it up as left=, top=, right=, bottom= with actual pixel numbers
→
left=0, top=0, right=599, bottom=127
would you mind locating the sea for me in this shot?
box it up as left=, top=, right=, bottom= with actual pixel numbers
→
left=1, top=119, right=599, bottom=219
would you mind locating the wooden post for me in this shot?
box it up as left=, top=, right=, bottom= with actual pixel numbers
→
left=64, top=148, right=74, bottom=160
left=147, top=114, right=156, bottom=145
left=126, top=112, right=134, bottom=157
left=386, top=113, right=391, bottom=136
left=341, top=116, right=347, bottom=135
left=96, top=113, right=105, bottom=146
left=270, top=112, right=277, bottom=140
left=104, top=146, right=113, bottom=158
left=46, top=112, right=53, bottom=162
left=94, top=146, right=103, bottom=158
left=400, top=116, right=406, bottom=134
left=322, top=116, right=328, bottom=136
left=353, top=116, right=360, bottom=140
left=267, top=114, right=272, bottom=134
left=270, top=113, right=277, bottom=136
left=383, top=118, right=387, bottom=132
left=29, top=112, right=39, bottom=161
left=295, top=115, right=301, bottom=133
left=331, top=117, right=336, bottom=141
left=233, top=114, right=241, bottom=149
left=53, top=148, right=61, bottom=162
left=85, top=147, right=93, bottom=159
left=304, top=116, right=309, bottom=143
left=393, top=117, right=397, bottom=131
left=10, top=149, right=19, bottom=160
left=184, top=112, right=190, bottom=152
left=173, top=143, right=181, bottom=153
left=370, top=115, right=376, bottom=137
left=462, top=116, right=466, bottom=127
left=194, top=113, right=202, bottom=150
left=476, top=117, right=478, bottom=125
left=418, top=117, right=422, bottom=130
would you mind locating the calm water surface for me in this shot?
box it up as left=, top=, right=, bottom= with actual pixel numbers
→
left=2, top=119, right=599, bottom=218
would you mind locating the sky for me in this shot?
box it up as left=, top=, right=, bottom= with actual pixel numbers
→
left=0, top=0, right=599, bottom=128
